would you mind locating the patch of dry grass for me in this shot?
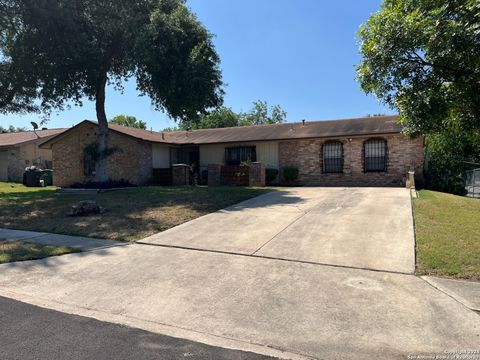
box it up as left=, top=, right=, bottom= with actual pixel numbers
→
left=0, top=184, right=273, bottom=241
left=0, top=239, right=78, bottom=263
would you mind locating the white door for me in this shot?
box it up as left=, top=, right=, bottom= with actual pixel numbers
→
left=0, top=150, right=8, bottom=181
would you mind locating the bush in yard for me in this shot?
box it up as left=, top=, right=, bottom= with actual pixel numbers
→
left=282, top=166, right=299, bottom=183
left=265, top=168, right=279, bottom=184
left=424, top=128, right=480, bottom=195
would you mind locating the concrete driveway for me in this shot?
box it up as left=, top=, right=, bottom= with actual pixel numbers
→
left=141, top=188, right=415, bottom=273
left=0, top=188, right=478, bottom=359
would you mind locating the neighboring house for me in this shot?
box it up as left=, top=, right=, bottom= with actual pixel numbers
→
left=0, top=129, right=66, bottom=182
left=39, top=115, right=423, bottom=187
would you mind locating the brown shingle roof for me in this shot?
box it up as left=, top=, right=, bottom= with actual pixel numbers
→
left=41, top=115, right=402, bottom=148
left=0, top=128, right=67, bottom=148
left=162, top=115, right=402, bottom=144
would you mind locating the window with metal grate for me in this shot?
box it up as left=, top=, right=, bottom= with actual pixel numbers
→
left=323, top=141, right=343, bottom=173
left=225, top=146, right=257, bottom=165
left=364, top=139, right=387, bottom=172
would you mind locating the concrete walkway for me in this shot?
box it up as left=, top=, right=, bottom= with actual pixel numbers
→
left=141, top=187, right=415, bottom=273
left=423, top=276, right=480, bottom=312
left=0, top=228, right=124, bottom=251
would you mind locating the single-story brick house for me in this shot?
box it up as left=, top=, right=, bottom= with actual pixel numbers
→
left=39, top=115, right=423, bottom=187
left=0, top=128, right=66, bottom=182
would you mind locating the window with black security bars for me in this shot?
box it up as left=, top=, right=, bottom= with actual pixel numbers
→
left=323, top=142, right=343, bottom=173
left=364, top=139, right=387, bottom=172
left=225, top=146, right=257, bottom=165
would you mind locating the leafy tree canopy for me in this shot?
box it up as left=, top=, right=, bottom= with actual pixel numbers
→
left=239, top=100, right=287, bottom=126
left=178, top=107, right=239, bottom=130
left=0, top=0, right=223, bottom=181
left=0, top=124, right=27, bottom=133
left=357, top=0, right=480, bottom=136
left=109, top=115, right=147, bottom=130
left=170, top=100, right=287, bottom=130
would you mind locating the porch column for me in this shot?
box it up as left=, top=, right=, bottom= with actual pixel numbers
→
left=248, top=162, right=266, bottom=187
left=207, top=164, right=222, bottom=186
left=172, top=164, right=190, bottom=186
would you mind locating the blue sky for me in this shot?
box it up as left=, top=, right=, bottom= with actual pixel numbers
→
left=1, top=0, right=391, bottom=131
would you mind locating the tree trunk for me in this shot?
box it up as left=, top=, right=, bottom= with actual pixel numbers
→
left=95, top=74, right=109, bottom=183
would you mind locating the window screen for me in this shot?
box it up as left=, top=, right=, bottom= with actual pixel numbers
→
left=225, top=146, right=257, bottom=165
left=323, top=142, right=343, bottom=173
left=364, top=139, right=387, bottom=172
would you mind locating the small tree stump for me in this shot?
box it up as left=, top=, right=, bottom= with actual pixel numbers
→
left=68, top=200, right=106, bottom=217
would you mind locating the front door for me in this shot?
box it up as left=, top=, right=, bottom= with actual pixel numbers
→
left=189, top=149, right=200, bottom=181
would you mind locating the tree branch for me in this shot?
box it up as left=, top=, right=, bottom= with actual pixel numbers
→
left=403, top=51, right=479, bottom=80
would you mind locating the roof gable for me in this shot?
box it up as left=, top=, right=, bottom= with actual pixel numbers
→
left=0, top=128, right=67, bottom=148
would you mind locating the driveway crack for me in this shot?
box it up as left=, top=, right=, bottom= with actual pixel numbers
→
left=250, top=210, right=309, bottom=256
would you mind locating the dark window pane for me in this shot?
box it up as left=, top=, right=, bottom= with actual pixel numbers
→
left=364, top=140, right=387, bottom=172
left=225, top=146, right=257, bottom=165
left=83, top=153, right=95, bottom=176
left=323, top=142, right=343, bottom=173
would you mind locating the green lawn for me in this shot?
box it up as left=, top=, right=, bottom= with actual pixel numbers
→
left=413, top=190, right=480, bottom=280
left=0, top=238, right=78, bottom=264
left=0, top=183, right=273, bottom=241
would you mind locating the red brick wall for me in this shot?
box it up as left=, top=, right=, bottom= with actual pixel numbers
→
left=207, top=164, right=222, bottom=186
left=172, top=164, right=190, bottom=186
left=278, top=134, right=423, bottom=186
left=51, top=123, right=152, bottom=187
left=248, top=162, right=266, bottom=187
left=220, top=165, right=250, bottom=186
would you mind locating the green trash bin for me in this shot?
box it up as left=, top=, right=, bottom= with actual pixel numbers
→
left=24, top=169, right=41, bottom=187
left=41, top=170, right=53, bottom=186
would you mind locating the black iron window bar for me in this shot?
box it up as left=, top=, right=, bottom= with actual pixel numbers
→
left=225, top=146, right=257, bottom=165
left=364, top=139, right=387, bottom=172
left=323, top=142, right=343, bottom=173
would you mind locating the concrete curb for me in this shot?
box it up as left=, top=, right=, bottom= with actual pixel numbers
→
left=422, top=276, right=480, bottom=312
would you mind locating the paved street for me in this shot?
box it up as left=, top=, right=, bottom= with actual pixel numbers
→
left=0, top=296, right=274, bottom=360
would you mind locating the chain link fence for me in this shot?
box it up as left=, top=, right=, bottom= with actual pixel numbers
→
left=465, top=168, right=480, bottom=198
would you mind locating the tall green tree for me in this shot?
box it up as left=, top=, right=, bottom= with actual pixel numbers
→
left=356, top=0, right=480, bottom=136
left=239, top=100, right=286, bottom=126
left=178, top=107, right=239, bottom=130
left=0, top=0, right=223, bottom=182
left=109, top=115, right=147, bottom=130
left=0, top=125, right=27, bottom=133
left=168, top=100, right=287, bottom=131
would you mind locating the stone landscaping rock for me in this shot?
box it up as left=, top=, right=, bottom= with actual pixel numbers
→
left=68, top=200, right=106, bottom=217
